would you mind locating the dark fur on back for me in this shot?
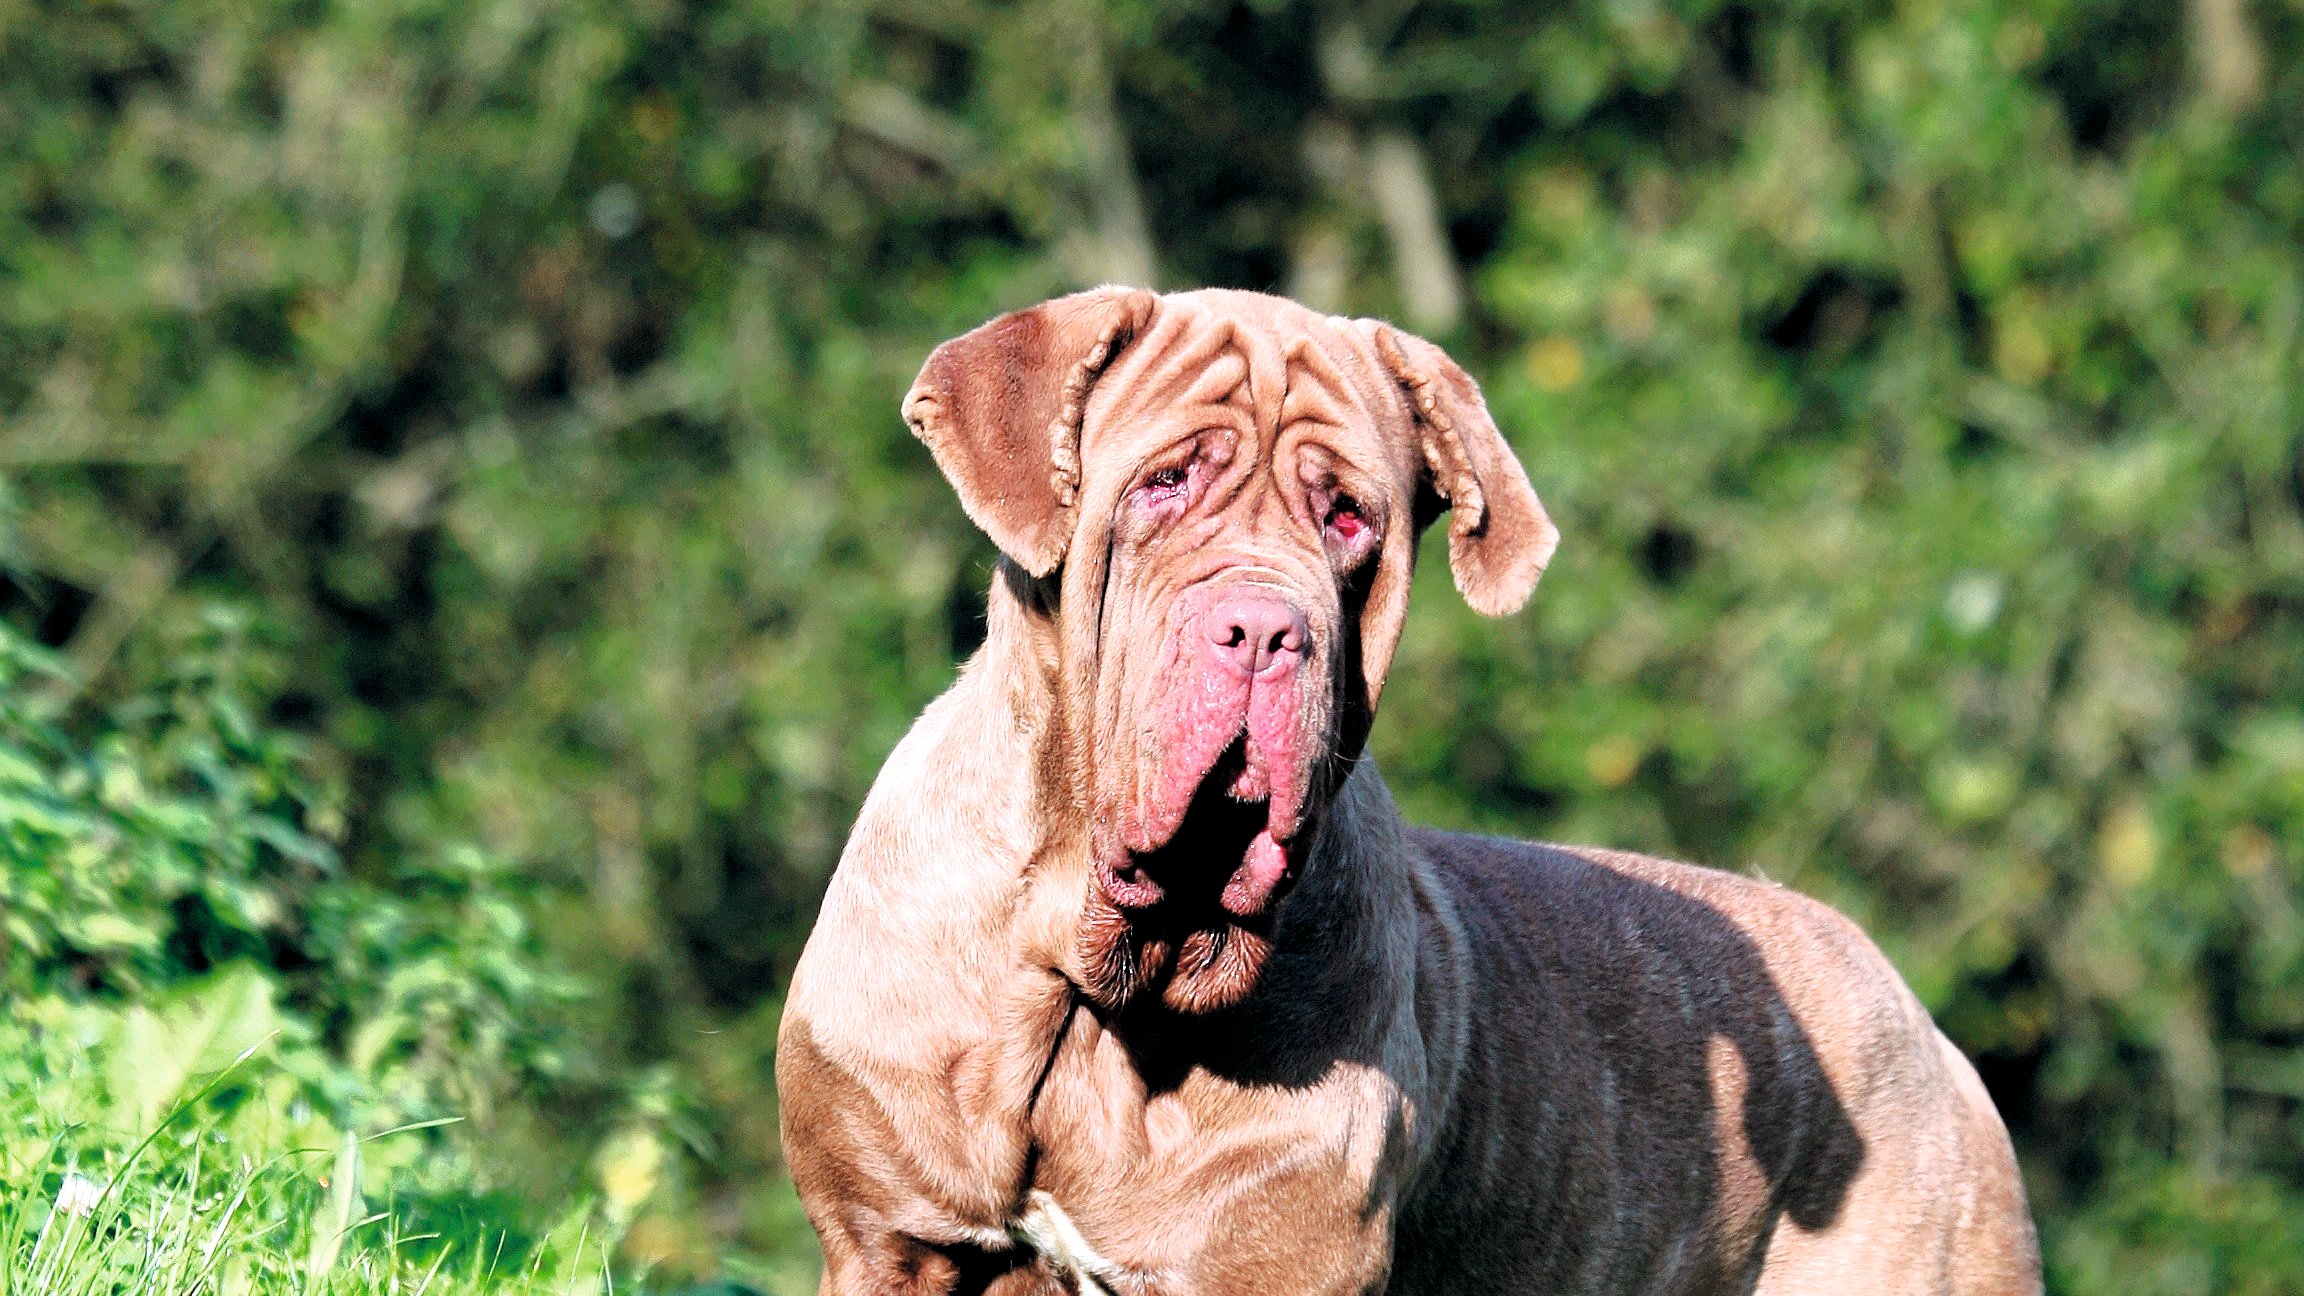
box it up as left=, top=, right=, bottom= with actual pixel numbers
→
left=1392, top=832, right=1865, bottom=1293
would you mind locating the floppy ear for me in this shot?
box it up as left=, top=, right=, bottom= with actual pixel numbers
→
left=1371, top=324, right=1560, bottom=616
left=902, top=287, right=1160, bottom=577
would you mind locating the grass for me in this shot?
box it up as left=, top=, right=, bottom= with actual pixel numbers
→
left=1, top=1046, right=620, bottom=1296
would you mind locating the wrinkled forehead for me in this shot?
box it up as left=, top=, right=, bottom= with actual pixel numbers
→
left=1078, top=291, right=1412, bottom=481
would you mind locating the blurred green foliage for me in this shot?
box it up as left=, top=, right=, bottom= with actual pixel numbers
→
left=0, top=613, right=577, bottom=1199
left=1, top=0, right=2300, bottom=1291
left=0, top=615, right=616, bottom=1293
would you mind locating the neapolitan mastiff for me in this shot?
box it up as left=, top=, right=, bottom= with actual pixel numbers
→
left=778, top=288, right=2041, bottom=1295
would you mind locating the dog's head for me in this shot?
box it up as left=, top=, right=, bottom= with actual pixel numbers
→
left=906, top=287, right=1557, bottom=1011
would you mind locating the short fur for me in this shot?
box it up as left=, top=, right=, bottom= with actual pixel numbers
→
left=779, top=288, right=2041, bottom=1295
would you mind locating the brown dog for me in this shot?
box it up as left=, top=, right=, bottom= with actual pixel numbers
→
left=777, top=288, right=2041, bottom=1295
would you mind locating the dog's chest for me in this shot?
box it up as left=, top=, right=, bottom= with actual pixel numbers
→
left=1004, top=1018, right=1419, bottom=1279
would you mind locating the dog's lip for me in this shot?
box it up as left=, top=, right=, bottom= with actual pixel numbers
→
left=1100, top=580, right=1318, bottom=917
left=1101, top=737, right=1304, bottom=914
left=1097, top=821, right=1299, bottom=917
left=1127, top=715, right=1309, bottom=856
left=1097, top=853, right=1168, bottom=908
left=1218, top=829, right=1294, bottom=916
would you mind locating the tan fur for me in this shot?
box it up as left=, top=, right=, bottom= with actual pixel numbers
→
left=780, top=289, right=2040, bottom=1295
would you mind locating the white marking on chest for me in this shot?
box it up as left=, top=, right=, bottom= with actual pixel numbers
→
left=1009, top=1189, right=1122, bottom=1296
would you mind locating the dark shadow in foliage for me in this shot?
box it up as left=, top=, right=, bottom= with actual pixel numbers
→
left=1442, top=718, right=1563, bottom=818
left=1764, top=269, right=1902, bottom=363
left=381, top=1187, right=543, bottom=1272
left=2034, top=0, right=2183, bottom=152
left=1644, top=749, right=1758, bottom=870
left=1950, top=948, right=2052, bottom=1165
left=1639, top=522, right=1700, bottom=588
left=676, top=832, right=814, bottom=1012
left=0, top=570, right=96, bottom=648
left=1114, top=3, right=1320, bottom=291
left=218, top=290, right=300, bottom=366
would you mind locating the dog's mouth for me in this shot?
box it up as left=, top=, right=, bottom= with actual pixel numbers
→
left=1099, top=735, right=1303, bottom=917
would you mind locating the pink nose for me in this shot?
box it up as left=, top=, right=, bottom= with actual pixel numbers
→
left=1202, top=595, right=1310, bottom=678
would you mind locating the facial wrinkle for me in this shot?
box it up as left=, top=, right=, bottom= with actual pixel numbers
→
left=1086, top=304, right=1243, bottom=458
left=1189, top=318, right=1288, bottom=540
left=1184, top=322, right=1249, bottom=412
left=1078, top=305, right=1189, bottom=463
left=1236, top=311, right=1293, bottom=460
left=1280, top=336, right=1356, bottom=438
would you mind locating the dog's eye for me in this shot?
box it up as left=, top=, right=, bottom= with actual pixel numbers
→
left=1320, top=491, right=1378, bottom=566
left=1139, top=465, right=1190, bottom=504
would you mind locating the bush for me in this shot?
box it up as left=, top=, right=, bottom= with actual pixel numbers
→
left=0, top=612, right=591, bottom=1278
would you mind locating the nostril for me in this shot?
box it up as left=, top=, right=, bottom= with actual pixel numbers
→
left=1202, top=595, right=1311, bottom=677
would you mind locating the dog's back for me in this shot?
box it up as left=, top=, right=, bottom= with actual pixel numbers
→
left=1392, top=831, right=2040, bottom=1295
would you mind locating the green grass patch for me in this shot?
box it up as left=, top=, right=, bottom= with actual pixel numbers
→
left=2, top=1050, right=627, bottom=1296
left=0, top=1028, right=634, bottom=1296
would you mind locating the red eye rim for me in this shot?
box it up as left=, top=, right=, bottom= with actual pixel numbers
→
left=1324, top=493, right=1369, bottom=543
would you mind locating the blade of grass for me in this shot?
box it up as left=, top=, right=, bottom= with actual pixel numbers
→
left=64, top=1187, right=151, bottom=1296
left=304, top=1129, right=363, bottom=1296
left=410, top=1242, right=455, bottom=1296
left=18, top=1128, right=78, bottom=1278
left=195, top=1155, right=266, bottom=1286
left=363, top=1117, right=466, bottom=1142
left=156, top=1129, right=208, bottom=1294
left=131, top=1177, right=184, bottom=1291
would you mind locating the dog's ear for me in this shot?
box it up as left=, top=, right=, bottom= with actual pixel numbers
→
left=903, top=287, right=1160, bottom=577
left=1371, top=324, right=1559, bottom=616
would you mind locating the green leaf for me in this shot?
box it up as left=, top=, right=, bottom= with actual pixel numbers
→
left=108, top=964, right=283, bottom=1127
